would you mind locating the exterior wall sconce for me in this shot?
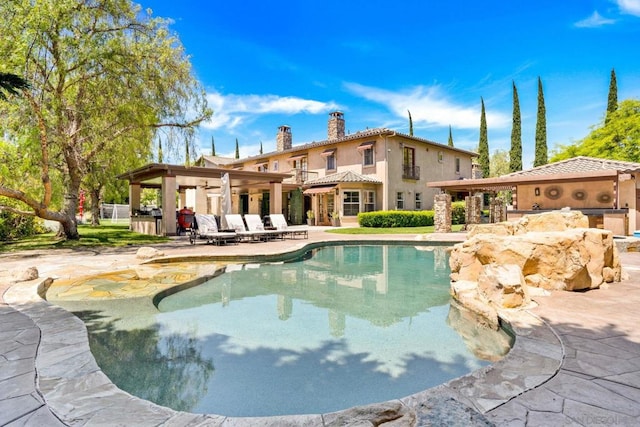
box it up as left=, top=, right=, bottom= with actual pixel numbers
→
left=534, top=187, right=540, bottom=196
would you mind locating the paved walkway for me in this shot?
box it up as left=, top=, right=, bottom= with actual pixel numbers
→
left=1, top=229, right=639, bottom=426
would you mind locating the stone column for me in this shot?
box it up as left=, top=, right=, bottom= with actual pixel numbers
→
left=465, top=194, right=483, bottom=225
left=434, top=193, right=452, bottom=233
left=490, top=197, right=506, bottom=223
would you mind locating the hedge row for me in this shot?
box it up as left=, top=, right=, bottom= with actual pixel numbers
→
left=0, top=197, right=47, bottom=241
left=357, top=201, right=469, bottom=228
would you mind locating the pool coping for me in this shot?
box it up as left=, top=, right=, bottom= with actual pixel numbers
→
left=3, top=239, right=564, bottom=426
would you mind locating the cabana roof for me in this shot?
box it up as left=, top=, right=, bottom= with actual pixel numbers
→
left=117, top=163, right=293, bottom=190
left=428, top=156, right=640, bottom=193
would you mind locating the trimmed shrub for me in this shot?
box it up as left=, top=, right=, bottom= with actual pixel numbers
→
left=452, top=201, right=466, bottom=225
left=358, top=210, right=434, bottom=227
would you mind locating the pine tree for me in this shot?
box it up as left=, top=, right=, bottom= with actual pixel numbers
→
left=448, top=125, right=454, bottom=147
left=509, top=81, right=522, bottom=172
left=606, top=68, right=618, bottom=124
left=478, top=97, right=490, bottom=178
left=211, top=136, right=216, bottom=156
left=235, top=138, right=240, bottom=159
left=534, top=77, right=547, bottom=167
left=408, top=110, right=413, bottom=136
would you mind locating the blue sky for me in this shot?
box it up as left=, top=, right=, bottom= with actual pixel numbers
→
left=145, top=0, right=640, bottom=168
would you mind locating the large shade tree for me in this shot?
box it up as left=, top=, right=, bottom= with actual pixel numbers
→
left=0, top=0, right=210, bottom=239
left=552, top=99, right=640, bottom=163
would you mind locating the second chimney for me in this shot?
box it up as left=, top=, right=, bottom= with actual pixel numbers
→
left=328, top=111, right=345, bottom=140
left=276, top=125, right=292, bottom=151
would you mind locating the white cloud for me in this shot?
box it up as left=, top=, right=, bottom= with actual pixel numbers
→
left=202, top=90, right=340, bottom=131
left=574, top=11, right=616, bottom=28
left=616, top=0, right=640, bottom=16
left=344, top=82, right=510, bottom=129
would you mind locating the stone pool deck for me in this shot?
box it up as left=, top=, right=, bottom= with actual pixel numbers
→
left=1, top=229, right=639, bottom=426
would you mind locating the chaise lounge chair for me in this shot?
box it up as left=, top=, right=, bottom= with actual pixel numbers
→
left=269, top=213, right=309, bottom=239
left=224, top=214, right=273, bottom=242
left=244, top=214, right=286, bottom=240
left=190, top=213, right=238, bottom=245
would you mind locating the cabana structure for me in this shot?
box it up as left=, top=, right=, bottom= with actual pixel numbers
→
left=428, top=156, right=640, bottom=236
left=117, top=163, right=291, bottom=236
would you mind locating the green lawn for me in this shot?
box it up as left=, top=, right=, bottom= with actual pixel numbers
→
left=1, top=222, right=464, bottom=252
left=0, top=223, right=169, bottom=253
left=326, top=224, right=464, bottom=234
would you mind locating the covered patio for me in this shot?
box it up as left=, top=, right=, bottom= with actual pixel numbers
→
left=117, top=163, right=292, bottom=236
left=427, top=157, right=640, bottom=236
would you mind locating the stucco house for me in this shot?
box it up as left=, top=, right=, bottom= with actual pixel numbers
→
left=202, top=112, right=477, bottom=226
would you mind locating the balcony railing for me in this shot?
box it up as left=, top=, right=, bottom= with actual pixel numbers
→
left=283, top=169, right=319, bottom=185
left=402, top=164, right=420, bottom=180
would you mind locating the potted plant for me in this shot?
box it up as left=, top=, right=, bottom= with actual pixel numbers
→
left=306, top=210, right=315, bottom=226
left=330, top=210, right=340, bottom=227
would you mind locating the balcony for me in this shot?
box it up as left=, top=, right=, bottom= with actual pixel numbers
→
left=283, top=168, right=319, bottom=185
left=402, top=165, right=420, bottom=180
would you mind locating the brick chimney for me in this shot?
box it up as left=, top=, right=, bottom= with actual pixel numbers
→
left=328, top=111, right=345, bottom=140
left=276, top=125, right=292, bottom=151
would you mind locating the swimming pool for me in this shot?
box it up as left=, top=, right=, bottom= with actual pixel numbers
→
left=70, top=244, right=513, bottom=417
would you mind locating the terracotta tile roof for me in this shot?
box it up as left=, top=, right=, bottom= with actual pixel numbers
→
left=225, top=128, right=477, bottom=166
left=305, top=170, right=382, bottom=186
left=505, top=156, right=640, bottom=177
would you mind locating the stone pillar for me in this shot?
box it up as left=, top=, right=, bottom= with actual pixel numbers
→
left=465, top=194, right=483, bottom=225
left=434, top=193, right=452, bottom=233
left=490, top=197, right=506, bottom=223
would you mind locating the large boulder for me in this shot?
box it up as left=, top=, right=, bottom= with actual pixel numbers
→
left=451, top=228, right=620, bottom=291
left=449, top=211, right=622, bottom=320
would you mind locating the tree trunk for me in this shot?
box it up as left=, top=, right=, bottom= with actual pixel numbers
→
left=57, top=215, right=80, bottom=240
left=57, top=190, right=80, bottom=240
left=90, top=187, right=101, bottom=226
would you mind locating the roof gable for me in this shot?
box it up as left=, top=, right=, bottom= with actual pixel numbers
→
left=305, top=170, right=382, bottom=186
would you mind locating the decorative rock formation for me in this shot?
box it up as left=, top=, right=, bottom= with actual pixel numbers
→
left=11, top=266, right=39, bottom=283
left=449, top=211, right=622, bottom=325
left=136, top=246, right=164, bottom=260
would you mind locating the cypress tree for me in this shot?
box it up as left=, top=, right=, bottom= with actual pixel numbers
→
left=235, top=138, right=240, bottom=159
left=509, top=81, right=522, bottom=172
left=478, top=97, right=490, bottom=178
left=448, top=125, right=454, bottom=147
left=534, top=77, right=547, bottom=167
left=158, top=137, right=163, bottom=163
left=408, top=110, right=413, bottom=136
left=211, top=136, right=216, bottom=156
left=259, top=141, right=263, bottom=155
left=606, top=68, right=617, bottom=124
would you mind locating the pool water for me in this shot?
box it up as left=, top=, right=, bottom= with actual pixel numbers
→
left=73, top=245, right=512, bottom=417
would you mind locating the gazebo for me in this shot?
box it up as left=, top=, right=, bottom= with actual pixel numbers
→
left=117, top=163, right=292, bottom=236
left=428, top=157, right=640, bottom=236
